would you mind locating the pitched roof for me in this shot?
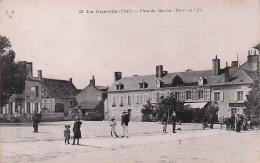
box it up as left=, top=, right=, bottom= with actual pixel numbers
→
left=43, top=78, right=78, bottom=98
left=108, top=67, right=255, bottom=92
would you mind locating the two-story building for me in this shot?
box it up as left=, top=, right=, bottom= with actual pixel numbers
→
left=106, top=51, right=259, bottom=122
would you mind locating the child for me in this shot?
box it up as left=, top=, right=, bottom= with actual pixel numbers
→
left=64, top=125, right=71, bottom=145
left=110, top=118, right=119, bottom=137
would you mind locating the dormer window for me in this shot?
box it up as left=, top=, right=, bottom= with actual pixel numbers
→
left=139, top=80, right=148, bottom=89
left=198, top=76, right=207, bottom=86
left=155, top=79, right=163, bottom=88
left=116, top=82, right=124, bottom=90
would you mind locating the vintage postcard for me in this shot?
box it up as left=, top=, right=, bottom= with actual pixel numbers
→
left=0, top=0, right=260, bottom=162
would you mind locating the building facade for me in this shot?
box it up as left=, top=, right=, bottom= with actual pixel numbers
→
left=106, top=52, right=259, bottom=122
left=75, top=76, right=108, bottom=120
left=0, top=62, right=78, bottom=121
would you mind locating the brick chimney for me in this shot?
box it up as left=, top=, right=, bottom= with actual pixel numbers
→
left=26, top=62, right=33, bottom=77
left=247, top=50, right=259, bottom=71
left=90, top=76, right=95, bottom=87
left=114, top=72, right=122, bottom=81
left=156, top=65, right=163, bottom=78
left=224, top=62, right=229, bottom=82
left=38, top=70, right=42, bottom=80
left=212, top=55, right=220, bottom=76
left=69, top=78, right=72, bottom=83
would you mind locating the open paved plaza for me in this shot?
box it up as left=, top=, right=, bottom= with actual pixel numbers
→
left=1, top=121, right=260, bottom=163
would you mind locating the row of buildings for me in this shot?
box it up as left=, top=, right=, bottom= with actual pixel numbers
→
left=0, top=62, right=108, bottom=122
left=104, top=49, right=260, bottom=121
left=0, top=46, right=259, bottom=122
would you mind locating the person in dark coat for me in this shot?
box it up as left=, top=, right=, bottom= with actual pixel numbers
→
left=225, top=117, right=231, bottom=131
left=161, top=113, right=168, bottom=133
left=171, top=112, right=177, bottom=133
left=121, top=110, right=130, bottom=138
left=72, top=117, right=82, bottom=145
left=236, top=115, right=243, bottom=132
left=32, top=111, right=40, bottom=133
left=231, top=114, right=236, bottom=130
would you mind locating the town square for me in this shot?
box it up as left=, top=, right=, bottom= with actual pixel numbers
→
left=1, top=0, right=260, bottom=162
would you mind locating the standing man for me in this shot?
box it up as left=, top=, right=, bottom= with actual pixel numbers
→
left=121, top=110, right=130, bottom=138
left=73, top=117, right=82, bottom=145
left=231, top=114, right=235, bottom=131
left=32, top=111, right=40, bottom=133
left=171, top=111, right=177, bottom=133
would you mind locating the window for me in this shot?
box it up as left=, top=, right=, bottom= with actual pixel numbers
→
left=139, top=82, right=148, bottom=89
left=136, top=95, right=140, bottom=104
left=175, top=92, right=180, bottom=100
left=237, top=91, right=243, bottom=101
left=112, top=109, right=116, bottom=117
left=26, top=102, right=31, bottom=113
left=112, top=96, right=116, bottom=107
left=135, top=109, right=141, bottom=117
left=69, top=100, right=73, bottom=106
left=127, top=95, right=131, bottom=105
left=143, top=94, right=149, bottom=104
left=120, top=96, right=124, bottom=106
left=36, top=86, right=39, bottom=97
left=198, top=90, right=203, bottom=99
left=231, top=108, right=237, bottom=115
left=214, top=92, right=220, bottom=101
left=186, top=91, right=192, bottom=100
left=116, top=84, right=124, bottom=90
left=35, top=103, right=39, bottom=113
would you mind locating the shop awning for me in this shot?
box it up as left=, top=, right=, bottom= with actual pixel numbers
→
left=185, top=102, right=208, bottom=109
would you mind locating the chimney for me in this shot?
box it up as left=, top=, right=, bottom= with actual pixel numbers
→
left=156, top=65, right=163, bottom=78
left=90, top=76, right=95, bottom=87
left=114, top=72, right=122, bottom=81
left=247, top=51, right=259, bottom=71
left=26, top=62, right=33, bottom=77
left=69, top=78, right=72, bottom=83
left=231, top=61, right=238, bottom=67
left=224, top=62, right=230, bottom=82
left=212, top=55, right=220, bottom=76
left=38, top=70, right=42, bottom=80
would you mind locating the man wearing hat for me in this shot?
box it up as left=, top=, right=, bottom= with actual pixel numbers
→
left=171, top=111, right=177, bottom=133
left=121, top=110, right=130, bottom=138
left=72, top=117, right=82, bottom=145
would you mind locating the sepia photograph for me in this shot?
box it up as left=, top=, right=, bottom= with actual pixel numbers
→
left=0, top=0, right=260, bottom=162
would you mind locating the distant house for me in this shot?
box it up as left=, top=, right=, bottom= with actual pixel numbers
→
left=76, top=76, right=108, bottom=120
left=41, top=78, right=78, bottom=116
left=0, top=62, right=78, bottom=122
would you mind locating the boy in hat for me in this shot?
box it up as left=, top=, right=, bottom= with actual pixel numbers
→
left=110, top=118, right=119, bottom=137
left=121, top=110, right=130, bottom=138
left=64, top=125, right=71, bottom=145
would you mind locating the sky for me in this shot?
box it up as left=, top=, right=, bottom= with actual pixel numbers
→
left=0, top=0, right=260, bottom=89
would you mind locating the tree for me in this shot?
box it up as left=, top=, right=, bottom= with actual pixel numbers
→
left=157, top=93, right=184, bottom=122
left=244, top=80, right=260, bottom=125
left=141, top=100, right=153, bottom=121
left=0, top=35, right=27, bottom=107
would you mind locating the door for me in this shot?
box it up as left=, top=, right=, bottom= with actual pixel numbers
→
left=128, top=109, right=131, bottom=119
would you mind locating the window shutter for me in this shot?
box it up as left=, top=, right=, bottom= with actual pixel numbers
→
left=234, top=92, right=237, bottom=102
left=220, top=92, right=224, bottom=102
left=206, top=89, right=210, bottom=100
left=194, top=90, right=198, bottom=100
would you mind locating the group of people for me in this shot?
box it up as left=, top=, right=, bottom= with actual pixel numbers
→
left=224, top=114, right=252, bottom=132
left=161, top=111, right=177, bottom=133
left=63, top=110, right=130, bottom=145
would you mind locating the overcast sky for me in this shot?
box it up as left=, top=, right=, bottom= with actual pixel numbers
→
left=0, top=0, right=260, bottom=89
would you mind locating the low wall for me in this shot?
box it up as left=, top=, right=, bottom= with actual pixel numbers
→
left=81, top=113, right=104, bottom=121
left=41, top=113, right=64, bottom=122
